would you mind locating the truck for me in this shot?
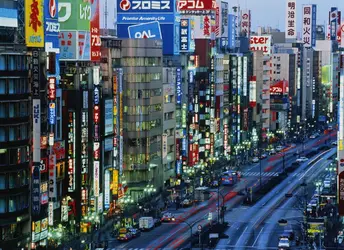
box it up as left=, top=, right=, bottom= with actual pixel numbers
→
left=139, top=217, right=154, bottom=231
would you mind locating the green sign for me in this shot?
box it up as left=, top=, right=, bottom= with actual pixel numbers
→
left=58, top=0, right=90, bottom=31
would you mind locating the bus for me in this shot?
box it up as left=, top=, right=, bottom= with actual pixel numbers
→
left=221, top=171, right=238, bottom=186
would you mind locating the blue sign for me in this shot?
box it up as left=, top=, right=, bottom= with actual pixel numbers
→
left=32, top=165, right=41, bottom=215
left=330, top=7, right=338, bottom=41
left=176, top=68, right=182, bottom=104
left=48, top=103, right=56, bottom=125
left=179, top=18, right=190, bottom=52
left=117, top=0, right=175, bottom=54
left=94, top=87, right=100, bottom=105
left=128, top=21, right=162, bottom=39
left=44, top=0, right=59, bottom=48
left=311, top=5, right=317, bottom=47
left=228, top=14, right=236, bottom=49
left=174, top=15, right=180, bottom=55
left=176, top=160, right=182, bottom=175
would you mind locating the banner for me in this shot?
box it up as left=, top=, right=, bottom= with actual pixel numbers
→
left=25, top=0, right=44, bottom=47
left=162, top=133, right=168, bottom=158
left=48, top=154, right=57, bottom=198
left=90, top=0, right=101, bottom=61
left=286, top=1, right=297, bottom=40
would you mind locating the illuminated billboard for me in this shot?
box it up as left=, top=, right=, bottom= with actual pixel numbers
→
left=250, top=35, right=272, bottom=55
left=321, top=65, right=332, bottom=84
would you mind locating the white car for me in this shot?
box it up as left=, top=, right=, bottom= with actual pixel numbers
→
left=296, top=157, right=308, bottom=163
left=276, top=146, right=284, bottom=152
left=252, top=157, right=259, bottom=163
left=332, top=141, right=338, bottom=146
left=278, top=237, right=290, bottom=249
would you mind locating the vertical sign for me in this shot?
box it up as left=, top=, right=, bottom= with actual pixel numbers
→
left=104, top=170, right=110, bottom=209
left=249, top=76, right=257, bottom=107
left=48, top=154, right=57, bottom=198
left=286, top=1, right=297, bottom=40
left=112, top=169, right=119, bottom=196
left=220, top=1, right=228, bottom=49
left=90, top=0, right=101, bottom=61
left=48, top=202, right=54, bottom=225
left=302, top=5, right=312, bottom=48
left=243, top=56, right=248, bottom=96
left=25, top=0, right=45, bottom=47
left=31, top=50, right=40, bottom=98
left=338, top=53, right=344, bottom=215
left=33, top=99, right=41, bottom=163
left=311, top=5, right=317, bottom=47
left=176, top=68, right=182, bottom=104
left=338, top=11, right=342, bottom=44
left=180, top=19, right=190, bottom=52
left=67, top=111, right=76, bottom=192
left=81, top=89, right=88, bottom=214
left=44, top=0, right=60, bottom=49
left=113, top=73, right=118, bottom=171
left=330, top=7, right=338, bottom=41
left=228, top=14, right=236, bottom=49
left=240, top=9, right=250, bottom=37
left=32, top=165, right=41, bottom=215
left=93, top=67, right=100, bottom=198
left=162, top=133, right=168, bottom=158
left=215, top=0, right=222, bottom=38
left=93, top=161, right=100, bottom=197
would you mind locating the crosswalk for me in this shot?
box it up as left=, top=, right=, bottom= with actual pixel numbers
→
left=242, top=171, right=304, bottom=177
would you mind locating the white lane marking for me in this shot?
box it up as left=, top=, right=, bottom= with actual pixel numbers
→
left=252, top=226, right=264, bottom=247
left=236, top=226, right=248, bottom=245
left=298, top=157, right=323, bottom=180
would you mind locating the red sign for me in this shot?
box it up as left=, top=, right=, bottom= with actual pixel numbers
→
left=52, top=141, right=66, bottom=160
left=270, top=80, right=287, bottom=95
left=178, top=0, right=215, bottom=13
left=94, top=105, right=100, bottom=123
left=48, top=77, right=56, bottom=100
left=243, top=108, right=249, bottom=131
left=90, top=0, right=101, bottom=61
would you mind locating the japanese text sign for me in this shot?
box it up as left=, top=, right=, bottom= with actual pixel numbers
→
left=178, top=0, right=215, bottom=15
left=285, top=1, right=297, bottom=40
left=180, top=19, right=190, bottom=52
left=25, top=0, right=45, bottom=47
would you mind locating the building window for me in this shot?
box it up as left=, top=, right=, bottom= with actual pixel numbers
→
left=0, top=174, right=5, bottom=190
left=0, top=79, right=5, bottom=94
left=0, top=198, right=5, bottom=213
left=0, top=149, right=6, bottom=165
left=8, top=56, right=16, bottom=71
left=0, top=55, right=5, bottom=70
left=9, top=127, right=15, bottom=141
left=0, top=127, right=4, bottom=142
left=9, top=197, right=16, bottom=212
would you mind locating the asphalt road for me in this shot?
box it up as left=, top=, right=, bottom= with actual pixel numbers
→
left=85, top=133, right=336, bottom=250
left=216, top=147, right=335, bottom=250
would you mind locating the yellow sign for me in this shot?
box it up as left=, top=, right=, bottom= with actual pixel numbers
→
left=112, top=169, right=119, bottom=195
left=25, top=0, right=44, bottom=47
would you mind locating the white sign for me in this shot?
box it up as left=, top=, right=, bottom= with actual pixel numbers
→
left=215, top=0, right=222, bottom=38
left=119, top=136, right=123, bottom=175
left=94, top=161, right=100, bottom=197
left=249, top=76, right=257, bottom=107
left=241, top=9, right=250, bottom=37
left=302, top=5, right=312, bottom=47
left=249, top=35, right=272, bottom=55
left=48, top=202, right=54, bottom=226
left=61, top=205, right=68, bottom=222
left=104, top=170, right=110, bottom=209
left=93, top=66, right=100, bottom=85
left=98, top=193, right=103, bottom=213
left=193, top=15, right=211, bottom=39
left=285, top=1, right=297, bottom=40
left=33, top=99, right=41, bottom=163
left=243, top=57, right=248, bottom=97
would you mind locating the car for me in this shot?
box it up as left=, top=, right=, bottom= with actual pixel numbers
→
left=276, top=146, right=284, bottom=152
left=296, top=157, right=308, bottom=163
left=332, top=141, right=338, bottom=146
left=117, top=232, right=132, bottom=241
left=278, top=237, right=290, bottom=249
left=128, top=228, right=141, bottom=238
left=252, top=157, right=259, bottom=163
left=181, top=199, right=193, bottom=207
left=269, top=149, right=276, bottom=155
left=161, top=213, right=175, bottom=222
left=210, top=180, right=219, bottom=188
left=259, top=154, right=267, bottom=159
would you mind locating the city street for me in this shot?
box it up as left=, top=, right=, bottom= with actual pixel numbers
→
left=97, top=133, right=336, bottom=249
left=216, top=148, right=336, bottom=249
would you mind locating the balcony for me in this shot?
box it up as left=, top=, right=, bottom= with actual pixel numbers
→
left=167, top=135, right=174, bottom=146
left=262, top=113, right=270, bottom=119
left=262, top=94, right=269, bottom=100
left=262, top=84, right=270, bottom=90
left=263, top=65, right=270, bottom=71
left=270, top=103, right=289, bottom=110
left=263, top=75, right=270, bottom=81
left=262, top=103, right=270, bottom=109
